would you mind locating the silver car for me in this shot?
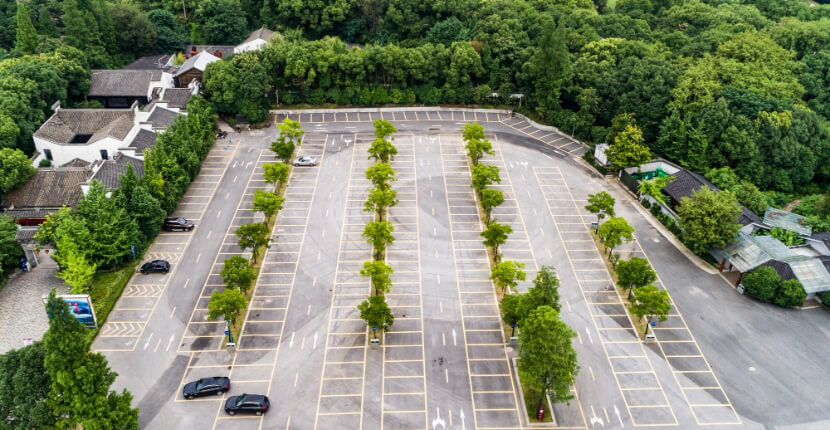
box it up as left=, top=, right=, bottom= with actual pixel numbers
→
left=293, top=156, right=319, bottom=167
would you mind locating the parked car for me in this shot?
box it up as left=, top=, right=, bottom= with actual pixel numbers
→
left=224, top=393, right=270, bottom=416
left=293, top=156, right=319, bottom=167
left=164, top=217, right=194, bottom=231
left=182, top=377, right=230, bottom=399
left=140, top=260, right=170, bottom=274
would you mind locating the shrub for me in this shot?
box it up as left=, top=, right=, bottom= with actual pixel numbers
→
left=742, top=266, right=779, bottom=302
left=390, top=88, right=404, bottom=104
left=473, top=84, right=493, bottom=104
left=39, top=159, right=52, bottom=167
left=773, top=279, right=807, bottom=308
left=640, top=198, right=652, bottom=209
left=818, top=290, right=830, bottom=306
left=309, top=88, right=326, bottom=105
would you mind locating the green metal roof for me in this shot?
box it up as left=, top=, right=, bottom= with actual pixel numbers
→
left=763, top=208, right=811, bottom=236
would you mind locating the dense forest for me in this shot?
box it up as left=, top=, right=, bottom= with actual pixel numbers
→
left=2, top=0, right=830, bottom=215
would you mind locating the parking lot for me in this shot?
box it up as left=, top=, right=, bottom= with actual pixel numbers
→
left=93, top=108, right=830, bottom=430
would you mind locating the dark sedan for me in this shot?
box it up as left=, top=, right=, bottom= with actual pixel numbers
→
left=224, top=393, right=270, bottom=416
left=163, top=217, right=194, bottom=231
left=140, top=260, right=170, bottom=274
left=182, top=377, right=230, bottom=399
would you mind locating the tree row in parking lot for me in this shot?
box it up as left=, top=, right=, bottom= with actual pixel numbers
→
left=208, top=118, right=303, bottom=339
left=358, top=119, right=398, bottom=338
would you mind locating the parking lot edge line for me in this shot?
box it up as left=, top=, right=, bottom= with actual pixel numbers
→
left=439, top=135, right=491, bottom=430
left=119, top=139, right=239, bottom=353
left=625, top=238, right=741, bottom=425
left=533, top=167, right=642, bottom=425
left=314, top=133, right=361, bottom=430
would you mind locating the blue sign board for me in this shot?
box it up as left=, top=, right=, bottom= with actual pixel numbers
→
left=650, top=321, right=657, bottom=327
left=43, top=294, right=98, bottom=329
left=224, top=330, right=230, bottom=335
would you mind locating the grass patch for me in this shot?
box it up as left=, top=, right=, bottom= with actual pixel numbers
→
left=518, top=365, right=553, bottom=423
left=589, top=230, right=648, bottom=339
left=87, top=261, right=140, bottom=339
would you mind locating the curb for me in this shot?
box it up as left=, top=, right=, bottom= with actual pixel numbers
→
left=269, top=106, right=512, bottom=115
left=511, top=357, right=558, bottom=428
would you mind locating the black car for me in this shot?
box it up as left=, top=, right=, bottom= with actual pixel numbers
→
left=182, top=377, right=230, bottom=399
left=140, top=260, right=170, bottom=274
left=224, top=393, right=270, bottom=416
left=164, top=217, right=194, bottom=231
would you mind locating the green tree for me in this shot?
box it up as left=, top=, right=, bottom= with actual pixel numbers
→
left=585, top=191, right=615, bottom=232
left=0, top=214, right=23, bottom=276
left=365, top=163, right=397, bottom=189
left=252, top=189, right=284, bottom=222
left=616, top=257, right=656, bottom=299
left=490, top=260, right=526, bottom=294
left=15, top=0, right=38, bottom=54
left=368, top=137, right=398, bottom=163
left=195, top=0, right=248, bottom=44
left=364, top=186, right=398, bottom=222
left=263, top=162, right=290, bottom=191
left=465, top=137, right=495, bottom=166
left=530, top=18, right=572, bottom=120
left=109, top=3, right=157, bottom=59
left=0, top=341, right=55, bottom=429
left=0, top=148, right=35, bottom=193
left=480, top=188, right=504, bottom=223
left=373, top=119, right=397, bottom=140
left=481, top=221, right=512, bottom=261
left=56, top=249, right=97, bottom=293
left=74, top=181, right=139, bottom=267
left=147, top=9, right=188, bottom=52
left=470, top=163, right=501, bottom=194
left=208, top=288, right=248, bottom=325
left=606, top=125, right=651, bottom=172
left=597, top=217, right=635, bottom=261
left=462, top=122, right=485, bottom=142
left=676, top=187, right=741, bottom=254
left=630, top=284, right=671, bottom=334
left=0, top=113, right=19, bottom=149
left=500, top=293, right=523, bottom=337
left=271, top=118, right=304, bottom=163
left=362, top=221, right=395, bottom=260
left=774, top=278, right=806, bottom=308
left=358, top=295, right=395, bottom=338
left=742, top=266, right=779, bottom=302
left=220, top=256, right=256, bottom=294
left=235, top=222, right=271, bottom=263
left=361, top=260, right=394, bottom=295
left=522, top=265, right=561, bottom=314
left=42, top=291, right=139, bottom=430
left=518, top=305, right=578, bottom=406
left=426, top=16, right=469, bottom=46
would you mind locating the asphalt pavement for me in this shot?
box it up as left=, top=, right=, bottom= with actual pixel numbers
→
left=93, top=109, right=830, bottom=430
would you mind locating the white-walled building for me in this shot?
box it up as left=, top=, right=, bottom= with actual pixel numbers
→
left=32, top=87, right=192, bottom=167
left=234, top=28, right=275, bottom=54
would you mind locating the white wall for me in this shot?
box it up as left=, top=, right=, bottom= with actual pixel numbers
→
left=234, top=39, right=267, bottom=54
left=34, top=136, right=124, bottom=166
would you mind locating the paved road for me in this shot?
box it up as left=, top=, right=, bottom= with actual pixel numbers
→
left=0, top=253, right=64, bottom=354
left=95, top=108, right=830, bottom=430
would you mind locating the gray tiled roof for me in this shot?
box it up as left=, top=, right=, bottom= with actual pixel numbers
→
left=34, top=109, right=135, bottom=144
left=89, top=70, right=153, bottom=97
left=161, top=88, right=193, bottom=109
left=90, top=154, right=144, bottom=189
left=185, top=45, right=234, bottom=59
left=147, top=107, right=179, bottom=129
left=127, top=129, right=157, bottom=155
left=175, top=51, right=221, bottom=78
left=242, top=27, right=274, bottom=44
left=663, top=168, right=763, bottom=226
left=123, top=54, right=172, bottom=70
left=60, top=158, right=91, bottom=168
left=2, top=168, right=90, bottom=210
